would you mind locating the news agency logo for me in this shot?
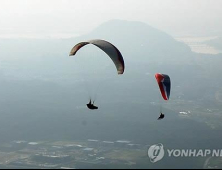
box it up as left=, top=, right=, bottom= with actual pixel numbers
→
left=148, top=143, right=222, bottom=163
left=148, top=143, right=165, bottom=163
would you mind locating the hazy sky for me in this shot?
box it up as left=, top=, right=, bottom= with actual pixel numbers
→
left=0, top=0, right=221, bottom=38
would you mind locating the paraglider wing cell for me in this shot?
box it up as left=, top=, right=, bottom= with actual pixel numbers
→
left=155, top=73, right=171, bottom=100
left=69, top=42, right=90, bottom=56
left=69, top=39, right=125, bottom=74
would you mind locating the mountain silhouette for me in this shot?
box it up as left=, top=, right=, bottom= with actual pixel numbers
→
left=68, top=19, right=193, bottom=64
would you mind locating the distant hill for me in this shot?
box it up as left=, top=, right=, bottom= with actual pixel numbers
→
left=0, top=19, right=196, bottom=68
left=68, top=20, right=194, bottom=65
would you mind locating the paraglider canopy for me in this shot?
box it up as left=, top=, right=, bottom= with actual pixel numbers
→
left=69, top=39, right=125, bottom=74
left=155, top=73, right=171, bottom=100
